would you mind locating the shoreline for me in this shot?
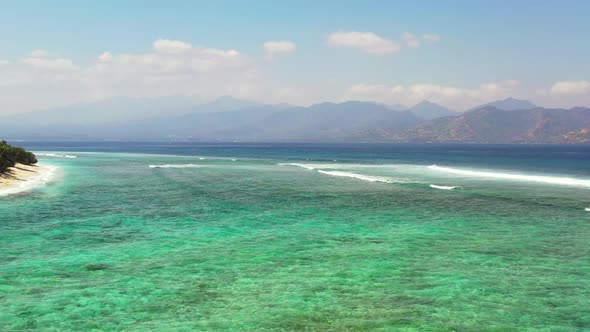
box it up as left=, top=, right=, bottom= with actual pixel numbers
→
left=0, top=163, right=57, bottom=196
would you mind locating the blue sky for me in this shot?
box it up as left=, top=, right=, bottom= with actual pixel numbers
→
left=0, top=0, right=589, bottom=113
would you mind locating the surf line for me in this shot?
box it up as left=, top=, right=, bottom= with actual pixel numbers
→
left=428, top=165, right=590, bottom=188
left=148, top=164, right=203, bottom=169
left=429, top=184, right=457, bottom=190
left=0, top=165, right=58, bottom=196
left=316, top=170, right=398, bottom=183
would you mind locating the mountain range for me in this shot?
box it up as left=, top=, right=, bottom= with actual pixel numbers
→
left=405, top=100, right=457, bottom=119
left=389, top=106, right=590, bottom=143
left=467, top=97, right=538, bottom=112
left=1, top=96, right=588, bottom=143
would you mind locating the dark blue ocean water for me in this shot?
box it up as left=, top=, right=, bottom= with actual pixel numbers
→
left=19, top=141, right=590, bottom=176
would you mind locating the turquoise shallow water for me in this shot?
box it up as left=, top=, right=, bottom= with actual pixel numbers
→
left=1, top=143, right=590, bottom=331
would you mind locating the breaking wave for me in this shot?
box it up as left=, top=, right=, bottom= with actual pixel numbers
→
left=37, top=153, right=77, bottom=159
left=278, top=162, right=371, bottom=171
left=0, top=165, right=58, bottom=196
left=430, top=184, right=457, bottom=190
left=149, top=164, right=203, bottom=169
left=279, top=163, right=318, bottom=170
left=428, top=165, right=590, bottom=188
left=317, top=170, right=398, bottom=183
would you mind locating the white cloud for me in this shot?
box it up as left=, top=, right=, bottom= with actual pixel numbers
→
left=422, top=34, right=441, bottom=42
left=263, top=41, right=296, bottom=57
left=85, top=42, right=254, bottom=100
left=479, top=80, right=519, bottom=94
left=20, top=56, right=78, bottom=70
left=402, top=32, right=420, bottom=48
left=30, top=49, right=49, bottom=57
left=0, top=39, right=260, bottom=114
left=98, top=52, right=113, bottom=62
left=327, top=31, right=400, bottom=54
left=19, top=49, right=78, bottom=71
left=327, top=31, right=440, bottom=54
left=347, top=80, right=520, bottom=109
left=1, top=37, right=585, bottom=116
left=153, top=39, right=192, bottom=53
left=550, top=81, right=590, bottom=95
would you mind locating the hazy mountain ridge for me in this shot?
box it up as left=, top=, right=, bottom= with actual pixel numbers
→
left=469, top=97, right=537, bottom=112
left=1, top=96, right=197, bottom=126
left=1, top=96, right=589, bottom=143
left=0, top=98, right=424, bottom=140
left=407, top=100, right=456, bottom=119
left=142, top=101, right=423, bottom=141
left=390, top=106, right=590, bottom=143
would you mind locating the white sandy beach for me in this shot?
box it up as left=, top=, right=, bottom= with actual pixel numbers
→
left=0, top=163, right=57, bottom=196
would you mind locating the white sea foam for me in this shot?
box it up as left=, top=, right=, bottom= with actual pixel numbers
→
left=0, top=165, right=58, bottom=196
left=279, top=162, right=367, bottom=171
left=317, top=170, right=397, bottom=183
left=148, top=164, right=202, bottom=169
left=428, top=165, right=590, bottom=188
left=430, top=184, right=457, bottom=190
left=281, top=162, right=411, bottom=171
left=279, top=163, right=318, bottom=170
left=37, top=153, right=77, bottom=159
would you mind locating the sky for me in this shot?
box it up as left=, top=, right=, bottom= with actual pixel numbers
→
left=0, top=0, right=589, bottom=115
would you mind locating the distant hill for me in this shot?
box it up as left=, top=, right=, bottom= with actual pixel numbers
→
left=407, top=100, right=456, bottom=120
left=0, top=100, right=422, bottom=141
left=386, top=104, right=408, bottom=111
left=0, top=96, right=264, bottom=139
left=0, top=95, right=259, bottom=127
left=2, top=96, right=589, bottom=143
left=133, top=101, right=422, bottom=141
left=233, top=101, right=421, bottom=141
left=0, top=96, right=197, bottom=126
left=470, top=97, right=537, bottom=112
left=391, top=106, right=590, bottom=143
left=194, top=96, right=260, bottom=113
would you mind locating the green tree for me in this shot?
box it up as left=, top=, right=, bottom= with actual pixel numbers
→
left=0, top=141, right=37, bottom=173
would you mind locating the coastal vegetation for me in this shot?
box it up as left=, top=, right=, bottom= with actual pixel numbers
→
left=0, top=140, right=37, bottom=173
